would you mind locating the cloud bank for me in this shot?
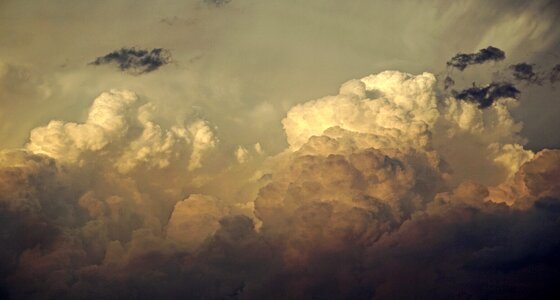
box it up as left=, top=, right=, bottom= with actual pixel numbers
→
left=1, top=70, right=560, bottom=299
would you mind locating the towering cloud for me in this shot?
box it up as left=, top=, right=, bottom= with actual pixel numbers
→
left=1, top=70, right=559, bottom=299
left=90, top=48, right=171, bottom=75
left=26, top=90, right=216, bottom=172
left=283, top=71, right=530, bottom=185
left=447, top=46, right=506, bottom=71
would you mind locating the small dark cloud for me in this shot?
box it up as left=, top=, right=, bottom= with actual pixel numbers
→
left=204, top=0, right=232, bottom=6
left=90, top=48, right=171, bottom=75
left=160, top=17, right=179, bottom=26
left=452, top=82, right=520, bottom=108
left=510, top=63, right=542, bottom=85
left=550, top=64, right=560, bottom=84
left=447, top=46, right=506, bottom=71
left=444, top=76, right=455, bottom=90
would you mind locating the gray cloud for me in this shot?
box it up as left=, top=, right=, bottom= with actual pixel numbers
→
left=550, top=64, right=560, bottom=84
left=510, top=63, right=543, bottom=85
left=1, top=145, right=559, bottom=299
left=0, top=71, right=556, bottom=299
left=204, top=0, right=232, bottom=6
left=447, top=46, right=506, bottom=71
left=1, top=0, right=560, bottom=297
left=444, top=75, right=455, bottom=90
left=90, top=48, right=171, bottom=75
left=452, top=82, right=520, bottom=108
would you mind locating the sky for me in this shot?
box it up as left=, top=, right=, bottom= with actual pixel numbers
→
left=1, top=0, right=560, bottom=299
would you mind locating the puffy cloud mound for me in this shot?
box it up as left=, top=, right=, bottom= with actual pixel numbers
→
left=283, top=71, right=531, bottom=185
left=490, top=149, right=560, bottom=207
left=283, top=72, right=439, bottom=151
left=1, top=72, right=560, bottom=299
left=166, top=194, right=229, bottom=250
left=26, top=90, right=216, bottom=173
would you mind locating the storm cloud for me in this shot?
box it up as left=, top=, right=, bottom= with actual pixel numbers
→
left=1, top=0, right=560, bottom=298
left=90, top=48, right=171, bottom=75
left=3, top=71, right=555, bottom=299
left=447, top=46, right=506, bottom=71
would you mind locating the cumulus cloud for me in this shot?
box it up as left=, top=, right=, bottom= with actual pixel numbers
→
left=447, top=46, right=506, bottom=71
left=283, top=71, right=530, bottom=185
left=490, top=149, right=560, bottom=207
left=166, top=194, right=229, bottom=250
left=90, top=48, right=171, bottom=75
left=1, top=71, right=560, bottom=299
left=27, top=90, right=137, bottom=163
left=26, top=90, right=217, bottom=172
left=283, top=72, right=440, bottom=152
left=234, top=145, right=249, bottom=163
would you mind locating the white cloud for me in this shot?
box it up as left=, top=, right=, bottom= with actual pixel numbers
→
left=282, top=70, right=532, bottom=185
left=26, top=90, right=217, bottom=172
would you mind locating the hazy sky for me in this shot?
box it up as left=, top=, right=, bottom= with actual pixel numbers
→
left=1, top=1, right=560, bottom=299
left=1, top=0, right=559, bottom=152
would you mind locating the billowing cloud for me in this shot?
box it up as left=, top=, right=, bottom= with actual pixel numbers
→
left=447, top=46, right=506, bottom=71
left=1, top=70, right=559, bottom=299
left=90, top=48, right=171, bottom=75
left=26, top=90, right=216, bottom=172
left=166, top=194, right=229, bottom=250
left=1, top=0, right=560, bottom=297
left=283, top=71, right=530, bottom=185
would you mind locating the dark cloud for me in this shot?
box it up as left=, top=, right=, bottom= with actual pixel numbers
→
left=90, top=48, right=171, bottom=75
left=444, top=75, right=455, bottom=90
left=447, top=46, right=506, bottom=71
left=0, top=70, right=559, bottom=298
left=2, top=148, right=560, bottom=299
left=510, top=63, right=542, bottom=85
left=204, top=0, right=232, bottom=6
left=452, top=82, right=520, bottom=108
left=363, top=198, right=560, bottom=299
left=550, top=64, right=560, bottom=84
